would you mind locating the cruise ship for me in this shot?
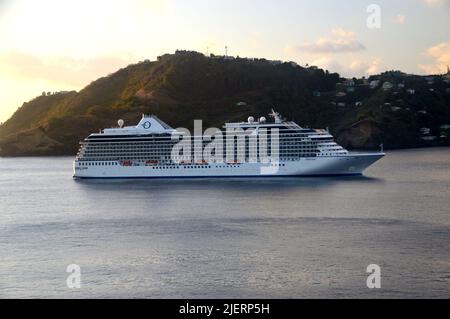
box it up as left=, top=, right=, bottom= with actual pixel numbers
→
left=73, top=110, right=384, bottom=179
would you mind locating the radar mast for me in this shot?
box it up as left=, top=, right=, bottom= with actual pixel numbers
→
left=269, top=109, right=283, bottom=123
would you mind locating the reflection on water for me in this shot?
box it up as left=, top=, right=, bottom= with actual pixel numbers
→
left=0, top=148, right=449, bottom=298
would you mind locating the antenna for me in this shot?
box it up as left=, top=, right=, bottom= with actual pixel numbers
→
left=269, top=108, right=282, bottom=123
left=225, top=45, right=228, bottom=57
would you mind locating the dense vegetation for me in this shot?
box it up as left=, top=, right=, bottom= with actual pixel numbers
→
left=0, top=51, right=449, bottom=156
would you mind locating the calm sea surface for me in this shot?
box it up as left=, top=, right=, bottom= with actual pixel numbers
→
left=0, top=148, right=449, bottom=298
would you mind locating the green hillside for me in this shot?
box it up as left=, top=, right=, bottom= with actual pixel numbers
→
left=0, top=50, right=449, bottom=156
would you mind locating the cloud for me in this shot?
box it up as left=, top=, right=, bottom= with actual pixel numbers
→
left=291, top=28, right=365, bottom=54
left=286, top=28, right=373, bottom=76
left=0, top=51, right=133, bottom=87
left=418, top=42, right=450, bottom=74
left=296, top=38, right=365, bottom=53
left=310, top=56, right=381, bottom=77
left=366, top=58, right=382, bottom=74
left=331, top=28, right=356, bottom=38
left=393, top=14, right=406, bottom=24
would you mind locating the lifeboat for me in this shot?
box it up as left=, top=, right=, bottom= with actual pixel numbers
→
left=195, top=160, right=208, bottom=165
left=227, top=160, right=240, bottom=164
left=120, top=160, right=133, bottom=167
left=180, top=160, right=192, bottom=165
left=145, top=160, right=158, bottom=166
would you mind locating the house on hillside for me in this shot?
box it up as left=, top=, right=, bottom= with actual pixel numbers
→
left=370, top=80, right=380, bottom=89
left=421, top=136, right=437, bottom=141
left=420, top=127, right=431, bottom=135
left=343, top=79, right=355, bottom=87
left=382, top=82, right=393, bottom=91
left=420, top=127, right=437, bottom=141
left=440, top=124, right=450, bottom=138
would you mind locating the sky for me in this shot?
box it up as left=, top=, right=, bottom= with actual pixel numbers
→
left=0, top=0, right=449, bottom=122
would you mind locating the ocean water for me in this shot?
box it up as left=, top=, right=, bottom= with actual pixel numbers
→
left=0, top=148, right=449, bottom=298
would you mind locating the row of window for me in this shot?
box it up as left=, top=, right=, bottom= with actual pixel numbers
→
left=77, top=162, right=289, bottom=168
left=79, top=155, right=318, bottom=161
left=83, top=143, right=318, bottom=149
left=82, top=139, right=322, bottom=148
left=79, top=162, right=118, bottom=166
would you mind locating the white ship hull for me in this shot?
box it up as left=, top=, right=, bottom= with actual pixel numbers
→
left=73, top=153, right=384, bottom=179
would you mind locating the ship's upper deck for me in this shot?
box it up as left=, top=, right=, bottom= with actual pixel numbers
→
left=223, top=110, right=332, bottom=137
left=90, top=115, right=176, bottom=137
left=224, top=120, right=302, bottom=129
left=86, top=110, right=336, bottom=141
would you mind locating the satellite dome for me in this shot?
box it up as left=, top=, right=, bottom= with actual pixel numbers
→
left=248, top=116, right=255, bottom=123
left=118, top=119, right=124, bottom=128
left=259, top=116, right=267, bottom=123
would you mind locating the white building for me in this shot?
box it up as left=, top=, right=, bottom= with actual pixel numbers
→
left=382, top=82, right=393, bottom=91
left=420, top=127, right=431, bottom=135
left=370, top=80, right=380, bottom=89
left=343, top=79, right=355, bottom=87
